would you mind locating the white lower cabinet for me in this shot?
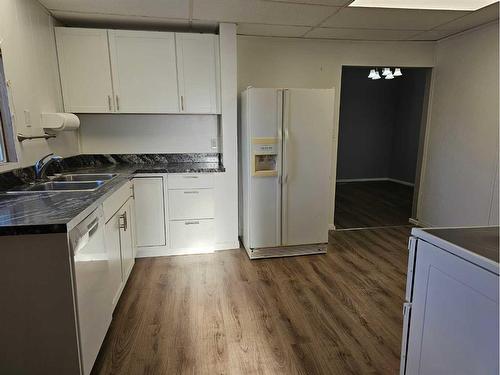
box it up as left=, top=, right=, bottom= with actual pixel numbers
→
left=133, top=177, right=166, bottom=247
left=168, top=189, right=214, bottom=220
left=104, top=213, right=123, bottom=307
left=170, top=219, right=215, bottom=251
left=118, top=199, right=135, bottom=281
left=103, top=182, right=135, bottom=310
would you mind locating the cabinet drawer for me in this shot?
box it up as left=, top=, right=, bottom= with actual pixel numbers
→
left=168, top=174, right=214, bottom=189
left=170, top=219, right=215, bottom=250
left=103, top=181, right=132, bottom=223
left=168, top=189, right=214, bottom=220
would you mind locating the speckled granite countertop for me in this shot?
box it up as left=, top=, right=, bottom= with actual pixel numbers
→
left=0, top=160, right=224, bottom=236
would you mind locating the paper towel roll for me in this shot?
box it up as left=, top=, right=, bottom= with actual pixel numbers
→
left=41, top=112, right=80, bottom=131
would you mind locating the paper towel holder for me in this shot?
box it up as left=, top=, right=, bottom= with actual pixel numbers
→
left=17, top=133, right=56, bottom=142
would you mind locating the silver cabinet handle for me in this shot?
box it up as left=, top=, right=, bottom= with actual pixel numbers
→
left=116, top=95, right=120, bottom=111
left=119, top=212, right=127, bottom=231
left=183, top=191, right=199, bottom=194
left=185, top=221, right=199, bottom=225
left=183, top=176, right=198, bottom=179
left=107, top=95, right=112, bottom=111
left=181, top=95, right=185, bottom=111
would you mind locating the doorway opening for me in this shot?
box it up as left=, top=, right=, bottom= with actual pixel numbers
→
left=334, top=66, right=432, bottom=230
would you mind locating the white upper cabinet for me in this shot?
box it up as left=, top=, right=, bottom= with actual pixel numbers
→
left=108, top=30, right=179, bottom=113
left=55, top=27, right=114, bottom=113
left=55, top=28, right=220, bottom=114
left=175, top=33, right=220, bottom=114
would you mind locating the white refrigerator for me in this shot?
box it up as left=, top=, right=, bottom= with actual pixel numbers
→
left=241, top=87, right=335, bottom=259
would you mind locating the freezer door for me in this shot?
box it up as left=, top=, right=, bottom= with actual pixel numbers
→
left=282, top=88, right=335, bottom=246
left=247, top=88, right=283, bottom=248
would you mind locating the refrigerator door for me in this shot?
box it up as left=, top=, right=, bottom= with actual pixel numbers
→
left=247, top=88, right=283, bottom=248
left=282, top=88, right=335, bottom=246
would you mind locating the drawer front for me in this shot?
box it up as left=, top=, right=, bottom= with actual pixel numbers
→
left=168, top=174, right=214, bottom=189
left=170, top=219, right=215, bottom=250
left=103, top=181, right=132, bottom=223
left=168, top=189, right=214, bottom=220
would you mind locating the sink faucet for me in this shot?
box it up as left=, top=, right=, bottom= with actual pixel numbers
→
left=34, top=153, right=63, bottom=181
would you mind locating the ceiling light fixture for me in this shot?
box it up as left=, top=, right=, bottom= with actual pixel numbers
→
left=348, top=0, right=497, bottom=11
left=368, top=67, right=402, bottom=80
left=382, top=67, right=392, bottom=76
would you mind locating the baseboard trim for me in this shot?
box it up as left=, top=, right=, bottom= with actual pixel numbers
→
left=136, top=241, right=241, bottom=258
left=336, top=177, right=414, bottom=187
left=328, top=223, right=336, bottom=230
left=408, top=218, right=433, bottom=227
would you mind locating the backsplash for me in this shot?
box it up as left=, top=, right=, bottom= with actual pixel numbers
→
left=0, top=153, right=221, bottom=190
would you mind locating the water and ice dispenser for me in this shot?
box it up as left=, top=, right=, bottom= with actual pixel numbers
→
left=252, top=137, right=278, bottom=177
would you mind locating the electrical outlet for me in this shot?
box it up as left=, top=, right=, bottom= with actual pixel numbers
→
left=211, top=137, right=218, bottom=150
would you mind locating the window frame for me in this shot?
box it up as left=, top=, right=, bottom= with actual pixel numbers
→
left=0, top=49, right=17, bottom=164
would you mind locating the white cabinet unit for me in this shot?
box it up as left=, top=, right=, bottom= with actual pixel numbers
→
left=102, top=182, right=135, bottom=310
left=118, top=199, right=135, bottom=281
left=55, top=27, right=114, bottom=113
left=401, top=227, right=499, bottom=375
left=108, top=30, right=179, bottom=113
left=168, top=189, right=215, bottom=220
left=176, top=33, right=220, bottom=114
left=133, top=177, right=166, bottom=247
left=170, top=219, right=215, bottom=251
left=104, top=213, right=123, bottom=307
left=55, top=28, right=221, bottom=114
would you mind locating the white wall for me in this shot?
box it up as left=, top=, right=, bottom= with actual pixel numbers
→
left=79, top=114, right=219, bottom=154
left=418, top=22, right=499, bottom=227
left=238, top=36, right=435, bottom=226
left=215, top=23, right=239, bottom=249
left=0, top=0, right=79, bottom=172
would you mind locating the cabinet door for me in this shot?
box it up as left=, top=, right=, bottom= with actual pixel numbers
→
left=118, top=200, right=135, bottom=282
left=104, top=214, right=123, bottom=309
left=133, top=177, right=166, bottom=247
left=55, top=27, right=114, bottom=113
left=406, top=241, right=499, bottom=375
left=108, top=30, right=179, bottom=113
left=176, top=33, right=220, bottom=114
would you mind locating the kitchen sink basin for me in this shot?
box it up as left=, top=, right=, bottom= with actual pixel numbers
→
left=6, top=181, right=106, bottom=193
left=51, top=173, right=117, bottom=182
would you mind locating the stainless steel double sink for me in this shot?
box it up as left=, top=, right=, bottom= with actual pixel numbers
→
left=6, top=173, right=118, bottom=193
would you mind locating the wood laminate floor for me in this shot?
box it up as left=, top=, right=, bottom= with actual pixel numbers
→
left=335, top=181, right=414, bottom=229
left=92, top=226, right=410, bottom=375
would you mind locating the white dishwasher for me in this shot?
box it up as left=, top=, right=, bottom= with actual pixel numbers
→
left=69, top=207, right=112, bottom=375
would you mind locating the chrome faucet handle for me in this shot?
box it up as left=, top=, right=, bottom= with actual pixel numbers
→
left=34, top=153, right=63, bottom=180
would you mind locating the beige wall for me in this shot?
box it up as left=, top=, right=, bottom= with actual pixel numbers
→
left=418, top=22, right=499, bottom=226
left=237, top=36, right=435, bottom=226
left=0, top=0, right=79, bottom=172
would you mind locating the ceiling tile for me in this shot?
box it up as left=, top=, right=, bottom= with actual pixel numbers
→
left=261, top=0, right=352, bottom=5
left=237, top=23, right=311, bottom=37
left=434, top=2, right=499, bottom=30
left=38, top=0, right=190, bottom=19
left=307, top=27, right=419, bottom=39
left=193, top=0, right=340, bottom=26
left=51, top=11, right=190, bottom=30
left=322, top=7, right=470, bottom=30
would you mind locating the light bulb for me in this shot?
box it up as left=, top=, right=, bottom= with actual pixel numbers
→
left=393, top=68, right=402, bottom=77
left=385, top=72, right=394, bottom=80
left=382, top=68, right=391, bottom=76
left=372, top=70, right=381, bottom=80
left=368, top=69, right=376, bottom=79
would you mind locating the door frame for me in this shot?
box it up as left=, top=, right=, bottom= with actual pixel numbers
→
left=330, top=65, right=434, bottom=229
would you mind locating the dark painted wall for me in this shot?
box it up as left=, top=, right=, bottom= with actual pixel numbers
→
left=336, top=66, right=427, bottom=184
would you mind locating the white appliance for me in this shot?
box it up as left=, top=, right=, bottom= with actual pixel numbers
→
left=241, top=87, right=335, bottom=259
left=69, top=207, right=112, bottom=375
